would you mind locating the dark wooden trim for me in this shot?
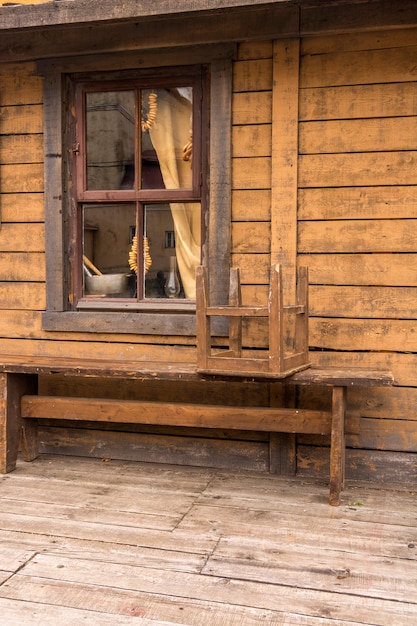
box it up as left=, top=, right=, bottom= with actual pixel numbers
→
left=42, top=311, right=197, bottom=336
left=207, top=58, right=232, bottom=306
left=44, top=70, right=66, bottom=312
left=41, top=46, right=233, bottom=335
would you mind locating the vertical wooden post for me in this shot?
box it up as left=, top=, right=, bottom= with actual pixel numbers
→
left=271, top=39, right=300, bottom=301
left=329, top=386, right=346, bottom=506
left=269, top=383, right=297, bottom=475
left=0, top=373, right=38, bottom=473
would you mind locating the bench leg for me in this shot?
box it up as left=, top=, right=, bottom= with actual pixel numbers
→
left=0, top=373, right=37, bottom=473
left=329, top=385, right=346, bottom=506
left=21, top=419, right=39, bottom=462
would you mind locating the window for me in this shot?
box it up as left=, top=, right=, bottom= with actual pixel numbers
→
left=41, top=49, right=233, bottom=335
left=71, top=66, right=206, bottom=306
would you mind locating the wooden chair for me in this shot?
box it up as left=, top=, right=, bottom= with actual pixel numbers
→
left=196, top=264, right=310, bottom=378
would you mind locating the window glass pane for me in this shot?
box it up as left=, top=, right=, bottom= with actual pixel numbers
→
left=86, top=91, right=135, bottom=190
left=144, top=202, right=200, bottom=300
left=83, top=204, right=136, bottom=298
left=141, top=87, right=193, bottom=190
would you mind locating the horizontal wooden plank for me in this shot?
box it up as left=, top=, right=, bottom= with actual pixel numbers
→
left=39, top=427, right=270, bottom=472
left=301, top=27, right=417, bottom=55
left=299, top=445, right=417, bottom=485
left=237, top=41, right=273, bottom=61
left=300, top=46, right=417, bottom=88
left=0, top=164, right=44, bottom=193
left=231, top=221, right=270, bottom=253
left=22, top=396, right=333, bottom=434
left=299, top=117, right=417, bottom=154
left=298, top=187, right=417, bottom=220
left=0, top=68, right=43, bottom=106
left=232, top=91, right=272, bottom=125
left=298, top=219, right=417, bottom=253
left=310, top=318, right=417, bottom=353
left=0, top=105, right=43, bottom=135
left=299, top=83, right=417, bottom=121
left=301, top=2, right=417, bottom=39
left=350, top=417, right=417, bottom=453
left=233, top=58, right=273, bottom=92
left=310, top=285, right=417, bottom=319
left=232, top=124, right=271, bottom=158
left=0, top=223, right=45, bottom=252
left=0, top=194, right=44, bottom=223
left=0, top=253, right=45, bottom=282
left=309, top=350, right=417, bottom=388
left=231, top=189, right=270, bottom=222
left=231, top=253, right=271, bottom=283
left=299, top=253, right=417, bottom=287
left=299, top=152, right=417, bottom=187
left=0, top=135, right=44, bottom=165
left=232, top=157, right=271, bottom=189
left=0, top=282, right=45, bottom=310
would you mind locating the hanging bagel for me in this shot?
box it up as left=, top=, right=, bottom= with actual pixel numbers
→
left=129, top=235, right=152, bottom=275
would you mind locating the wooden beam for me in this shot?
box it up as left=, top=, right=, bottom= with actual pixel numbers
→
left=21, top=395, right=332, bottom=435
left=271, top=38, right=300, bottom=300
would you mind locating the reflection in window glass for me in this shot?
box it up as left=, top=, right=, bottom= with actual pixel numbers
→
left=86, top=91, right=135, bottom=190
left=144, top=202, right=200, bottom=300
left=82, top=204, right=136, bottom=298
left=141, top=87, right=193, bottom=190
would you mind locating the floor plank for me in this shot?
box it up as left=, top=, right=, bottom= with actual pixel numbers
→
left=0, top=455, right=416, bottom=625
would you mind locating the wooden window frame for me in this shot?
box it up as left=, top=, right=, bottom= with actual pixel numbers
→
left=40, top=45, right=234, bottom=336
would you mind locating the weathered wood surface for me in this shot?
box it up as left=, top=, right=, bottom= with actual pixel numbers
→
left=0, top=455, right=416, bottom=624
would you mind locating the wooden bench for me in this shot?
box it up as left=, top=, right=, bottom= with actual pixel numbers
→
left=0, top=356, right=393, bottom=505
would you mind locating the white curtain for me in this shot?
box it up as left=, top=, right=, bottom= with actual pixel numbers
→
left=148, top=89, right=201, bottom=299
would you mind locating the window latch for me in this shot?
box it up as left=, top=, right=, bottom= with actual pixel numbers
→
left=70, top=141, right=80, bottom=157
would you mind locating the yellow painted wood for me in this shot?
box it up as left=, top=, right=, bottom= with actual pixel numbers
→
left=0, top=194, right=44, bottom=223
left=0, top=223, right=45, bottom=252
left=299, top=253, right=417, bottom=287
left=231, top=253, right=270, bottom=283
left=298, top=187, right=417, bottom=220
left=0, top=68, right=42, bottom=106
left=299, top=117, right=417, bottom=154
left=237, top=40, right=273, bottom=60
left=0, top=311, right=42, bottom=338
left=300, top=46, right=417, bottom=88
left=271, top=38, right=299, bottom=299
left=299, top=83, right=417, bottom=121
left=310, top=286, right=417, bottom=320
left=232, top=92, right=272, bottom=125
left=0, top=135, right=43, bottom=165
left=231, top=222, right=270, bottom=254
left=233, top=58, right=272, bottom=92
left=231, top=190, right=270, bottom=222
left=310, top=318, right=417, bottom=353
left=0, top=164, right=43, bottom=193
left=301, top=27, right=417, bottom=55
left=0, top=253, right=45, bottom=282
left=298, top=152, right=417, bottom=187
left=0, top=282, right=46, bottom=311
left=0, top=105, right=43, bottom=135
left=299, top=219, right=417, bottom=253
left=232, top=156, right=271, bottom=189
left=232, top=124, right=271, bottom=158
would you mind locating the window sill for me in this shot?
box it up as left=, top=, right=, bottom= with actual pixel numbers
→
left=42, top=310, right=197, bottom=336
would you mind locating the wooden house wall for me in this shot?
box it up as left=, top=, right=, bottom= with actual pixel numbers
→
left=1, top=24, right=417, bottom=482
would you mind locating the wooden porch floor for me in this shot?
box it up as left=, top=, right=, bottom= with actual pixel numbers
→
left=0, top=455, right=416, bottom=625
